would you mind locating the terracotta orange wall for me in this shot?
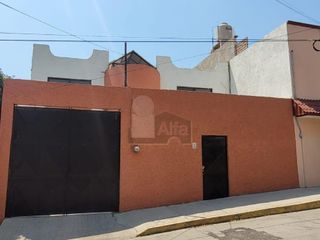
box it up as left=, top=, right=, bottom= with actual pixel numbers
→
left=105, top=64, right=160, bottom=89
left=0, top=80, right=299, bottom=222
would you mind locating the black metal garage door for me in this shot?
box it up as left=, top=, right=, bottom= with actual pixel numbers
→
left=6, top=106, right=120, bottom=217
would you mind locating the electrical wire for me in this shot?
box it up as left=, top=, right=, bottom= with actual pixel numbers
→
left=0, top=31, right=213, bottom=40
left=1, top=1, right=319, bottom=52
left=274, top=0, right=320, bottom=25
left=0, top=38, right=317, bottom=43
left=0, top=1, right=122, bottom=55
left=0, top=27, right=318, bottom=42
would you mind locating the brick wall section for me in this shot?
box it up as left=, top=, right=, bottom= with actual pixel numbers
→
left=105, top=64, right=160, bottom=89
left=0, top=80, right=299, bottom=222
left=235, top=38, right=249, bottom=55
left=197, top=42, right=236, bottom=70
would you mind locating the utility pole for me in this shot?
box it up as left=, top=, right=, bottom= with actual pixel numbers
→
left=124, top=41, right=128, bottom=87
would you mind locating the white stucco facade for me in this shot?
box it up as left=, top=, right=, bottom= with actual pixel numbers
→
left=157, top=56, right=229, bottom=93
left=229, top=23, right=293, bottom=98
left=31, top=44, right=109, bottom=86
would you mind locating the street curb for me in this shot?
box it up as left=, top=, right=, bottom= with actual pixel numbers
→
left=137, top=200, right=320, bottom=237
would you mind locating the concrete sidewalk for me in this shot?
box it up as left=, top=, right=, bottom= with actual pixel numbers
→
left=1, top=187, right=320, bottom=240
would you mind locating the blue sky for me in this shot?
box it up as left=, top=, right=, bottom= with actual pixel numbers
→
left=1, top=0, right=320, bottom=79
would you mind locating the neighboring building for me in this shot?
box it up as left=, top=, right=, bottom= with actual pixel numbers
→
left=31, top=45, right=160, bottom=89
left=283, top=21, right=320, bottom=189
left=31, top=44, right=109, bottom=86
left=229, top=23, right=292, bottom=98
left=158, top=20, right=320, bottom=189
left=105, top=51, right=160, bottom=89
left=229, top=21, right=320, bottom=99
left=157, top=57, right=229, bottom=93
left=293, top=99, right=320, bottom=188
left=157, top=20, right=320, bottom=189
left=197, top=22, right=248, bottom=71
left=229, top=21, right=320, bottom=188
left=157, top=23, right=248, bottom=93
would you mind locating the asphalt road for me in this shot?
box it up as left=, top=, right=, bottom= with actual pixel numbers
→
left=138, top=208, right=320, bottom=240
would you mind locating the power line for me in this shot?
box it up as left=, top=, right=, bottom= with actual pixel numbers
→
left=1, top=1, right=319, bottom=52
left=1, top=0, right=319, bottom=45
left=274, top=0, right=320, bottom=25
left=0, top=27, right=317, bottom=41
left=0, top=38, right=316, bottom=43
left=94, top=26, right=320, bottom=81
left=0, top=31, right=214, bottom=40
left=0, top=1, right=122, bottom=54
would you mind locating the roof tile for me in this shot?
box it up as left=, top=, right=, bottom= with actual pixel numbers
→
left=293, top=99, right=320, bottom=117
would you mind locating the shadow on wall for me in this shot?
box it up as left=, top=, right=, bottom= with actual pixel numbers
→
left=229, top=67, right=238, bottom=95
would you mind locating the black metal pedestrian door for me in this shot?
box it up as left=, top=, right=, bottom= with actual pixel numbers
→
left=202, top=136, right=229, bottom=200
left=6, top=106, right=120, bottom=217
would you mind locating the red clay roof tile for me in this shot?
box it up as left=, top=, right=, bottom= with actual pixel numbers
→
left=293, top=99, right=320, bottom=117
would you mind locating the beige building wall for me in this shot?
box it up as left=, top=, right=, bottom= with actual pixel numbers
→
left=296, top=117, right=320, bottom=187
left=288, top=22, right=320, bottom=187
left=294, top=117, right=305, bottom=187
left=287, top=22, right=320, bottom=99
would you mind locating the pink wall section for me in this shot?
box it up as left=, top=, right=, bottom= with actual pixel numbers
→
left=287, top=22, right=320, bottom=99
left=287, top=22, right=320, bottom=188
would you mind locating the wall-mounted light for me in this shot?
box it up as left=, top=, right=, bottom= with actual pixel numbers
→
left=132, top=145, right=141, bottom=153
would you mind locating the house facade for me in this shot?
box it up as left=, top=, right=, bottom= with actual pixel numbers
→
left=1, top=19, right=319, bottom=223
left=0, top=79, right=298, bottom=222
left=229, top=21, right=320, bottom=188
left=159, top=20, right=320, bottom=188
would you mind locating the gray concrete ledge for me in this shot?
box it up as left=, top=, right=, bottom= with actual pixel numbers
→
left=1, top=187, right=320, bottom=240
left=137, top=199, right=320, bottom=236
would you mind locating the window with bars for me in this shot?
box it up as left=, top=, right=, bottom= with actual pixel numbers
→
left=48, top=77, right=92, bottom=85
left=177, top=86, right=212, bottom=93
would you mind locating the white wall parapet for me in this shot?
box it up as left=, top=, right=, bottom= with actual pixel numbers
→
left=156, top=56, right=229, bottom=94
left=31, top=44, right=109, bottom=86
